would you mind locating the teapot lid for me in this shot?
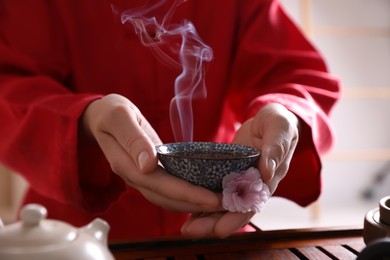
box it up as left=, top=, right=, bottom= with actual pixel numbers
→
left=0, top=204, right=78, bottom=249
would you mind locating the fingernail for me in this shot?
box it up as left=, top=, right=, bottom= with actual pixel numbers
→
left=268, top=159, right=276, bottom=171
left=268, top=159, right=276, bottom=175
left=138, top=151, right=150, bottom=171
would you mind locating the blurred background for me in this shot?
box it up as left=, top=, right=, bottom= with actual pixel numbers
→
left=1, top=0, right=390, bottom=229
left=253, top=0, right=390, bottom=230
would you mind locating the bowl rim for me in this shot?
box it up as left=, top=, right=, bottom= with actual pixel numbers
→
left=155, top=142, right=260, bottom=160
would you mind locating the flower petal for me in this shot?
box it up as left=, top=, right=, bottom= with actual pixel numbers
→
left=222, top=167, right=270, bottom=213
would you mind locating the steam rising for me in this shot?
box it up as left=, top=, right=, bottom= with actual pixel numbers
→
left=117, top=0, right=213, bottom=142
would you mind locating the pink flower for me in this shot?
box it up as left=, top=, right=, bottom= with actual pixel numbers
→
left=222, top=167, right=270, bottom=213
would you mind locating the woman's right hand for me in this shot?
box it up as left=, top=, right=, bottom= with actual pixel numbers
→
left=81, top=94, right=220, bottom=213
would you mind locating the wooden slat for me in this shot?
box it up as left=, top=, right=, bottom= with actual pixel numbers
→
left=204, top=251, right=247, bottom=260
left=246, top=249, right=300, bottom=259
left=110, top=226, right=363, bottom=259
left=293, top=246, right=329, bottom=259
left=344, top=240, right=367, bottom=254
left=318, top=245, right=359, bottom=259
left=203, top=249, right=300, bottom=260
left=248, top=221, right=262, bottom=232
left=173, top=255, right=199, bottom=260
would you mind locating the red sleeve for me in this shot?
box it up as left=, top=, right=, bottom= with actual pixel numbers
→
left=227, top=0, right=341, bottom=206
left=0, top=1, right=125, bottom=213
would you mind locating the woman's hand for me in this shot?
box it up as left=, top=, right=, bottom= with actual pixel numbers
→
left=82, top=96, right=299, bottom=239
left=181, top=103, right=300, bottom=238
left=81, top=94, right=221, bottom=213
left=233, top=103, right=300, bottom=193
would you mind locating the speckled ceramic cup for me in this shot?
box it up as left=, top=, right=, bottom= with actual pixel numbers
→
left=156, top=142, right=260, bottom=191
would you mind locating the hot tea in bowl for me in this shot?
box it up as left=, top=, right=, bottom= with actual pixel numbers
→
left=156, top=142, right=260, bottom=191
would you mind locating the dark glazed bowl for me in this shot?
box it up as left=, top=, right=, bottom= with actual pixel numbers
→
left=156, top=142, right=260, bottom=192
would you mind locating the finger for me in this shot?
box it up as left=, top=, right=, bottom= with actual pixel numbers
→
left=182, top=211, right=254, bottom=239
left=214, top=211, right=255, bottom=238
left=102, top=99, right=160, bottom=173
left=130, top=166, right=222, bottom=210
left=257, top=133, right=286, bottom=182
left=257, top=118, right=298, bottom=182
left=131, top=184, right=221, bottom=213
left=265, top=144, right=296, bottom=194
left=97, top=133, right=221, bottom=210
left=94, top=130, right=139, bottom=176
left=249, top=104, right=298, bottom=181
left=181, top=212, right=224, bottom=238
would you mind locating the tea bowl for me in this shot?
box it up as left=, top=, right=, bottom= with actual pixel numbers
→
left=156, top=142, right=260, bottom=192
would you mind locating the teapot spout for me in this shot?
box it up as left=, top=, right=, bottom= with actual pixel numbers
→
left=81, top=218, right=110, bottom=246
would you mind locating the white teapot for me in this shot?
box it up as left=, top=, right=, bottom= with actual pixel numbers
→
left=0, top=204, right=114, bottom=260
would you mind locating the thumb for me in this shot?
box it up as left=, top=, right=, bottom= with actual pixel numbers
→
left=83, top=94, right=160, bottom=174
left=133, top=140, right=158, bottom=174
left=265, top=158, right=277, bottom=182
left=125, top=115, right=161, bottom=174
left=259, top=147, right=277, bottom=182
left=134, top=135, right=160, bottom=174
left=106, top=99, right=160, bottom=174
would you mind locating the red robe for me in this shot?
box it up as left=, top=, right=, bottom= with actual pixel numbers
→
left=0, top=0, right=340, bottom=241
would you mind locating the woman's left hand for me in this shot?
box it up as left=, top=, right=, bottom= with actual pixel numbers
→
left=233, top=102, right=300, bottom=194
left=181, top=103, right=300, bottom=238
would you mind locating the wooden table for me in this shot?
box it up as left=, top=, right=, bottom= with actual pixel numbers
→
left=110, top=225, right=366, bottom=259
